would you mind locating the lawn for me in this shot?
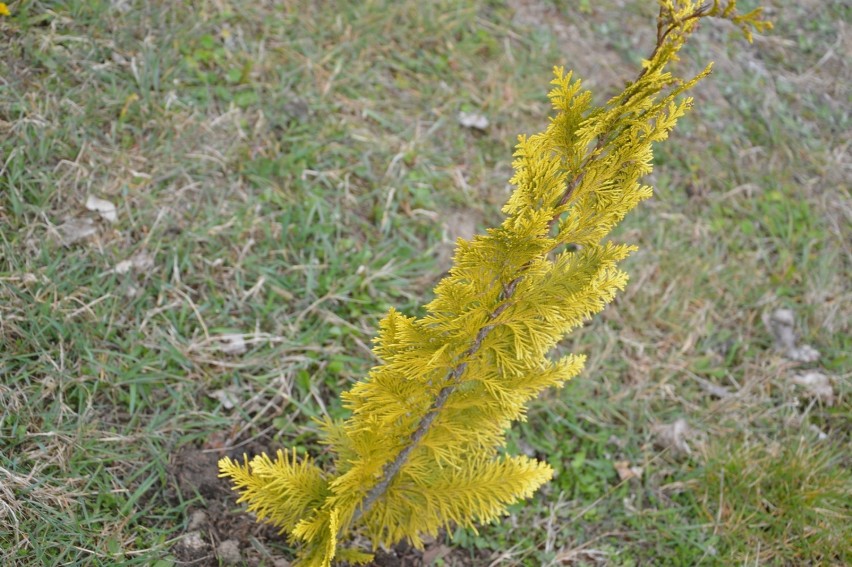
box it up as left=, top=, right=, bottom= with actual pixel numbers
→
left=1, top=0, right=849, bottom=565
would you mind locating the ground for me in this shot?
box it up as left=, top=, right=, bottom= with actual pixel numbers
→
left=0, top=0, right=849, bottom=566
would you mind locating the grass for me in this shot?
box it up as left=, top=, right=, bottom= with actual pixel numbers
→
left=696, top=437, right=850, bottom=565
left=1, top=0, right=849, bottom=565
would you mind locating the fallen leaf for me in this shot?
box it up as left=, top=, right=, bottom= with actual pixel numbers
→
left=690, top=374, right=732, bottom=398
left=654, top=418, right=695, bottom=456
left=808, top=424, right=828, bottom=440
left=57, top=218, right=98, bottom=246
left=85, top=195, right=118, bottom=223
left=202, top=431, right=231, bottom=451
left=283, top=99, right=310, bottom=123
left=458, top=110, right=489, bottom=131
left=554, top=548, right=610, bottom=564
left=123, top=283, right=141, bottom=299
left=110, top=0, right=132, bottom=14
left=791, top=371, right=834, bottom=406
left=110, top=251, right=155, bottom=275
left=208, top=386, right=240, bottom=410
left=788, top=344, right=820, bottom=363
left=218, top=334, right=247, bottom=355
left=614, top=460, right=643, bottom=481
left=421, top=544, right=451, bottom=566
left=763, top=308, right=820, bottom=362
left=659, top=481, right=689, bottom=495
left=129, top=250, right=155, bottom=271
left=703, top=382, right=732, bottom=398
left=113, top=260, right=134, bottom=274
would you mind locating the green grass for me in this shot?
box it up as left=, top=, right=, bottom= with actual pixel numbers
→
left=1, top=0, right=849, bottom=565
left=696, top=437, right=850, bottom=564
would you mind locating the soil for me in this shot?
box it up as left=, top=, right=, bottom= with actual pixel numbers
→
left=168, top=444, right=283, bottom=566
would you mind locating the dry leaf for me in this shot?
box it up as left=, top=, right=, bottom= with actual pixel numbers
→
left=283, top=99, right=310, bottom=123
left=654, top=418, right=694, bottom=456
left=129, top=251, right=155, bottom=272
left=179, top=531, right=207, bottom=552
left=218, top=334, right=248, bottom=355
left=703, top=382, right=732, bottom=398
left=421, top=544, right=451, bottom=565
left=111, top=251, right=155, bottom=275
left=57, top=218, right=98, bottom=246
left=791, top=371, right=834, bottom=406
left=555, top=548, right=610, bottom=564
left=110, top=0, right=132, bottom=14
left=691, top=374, right=732, bottom=398
left=808, top=424, right=828, bottom=441
left=208, top=386, right=240, bottom=410
left=113, top=260, right=134, bottom=274
left=85, top=195, right=118, bottom=223
left=614, top=460, right=643, bottom=481
left=786, top=343, right=820, bottom=363
left=763, top=308, right=820, bottom=362
left=458, top=110, right=489, bottom=131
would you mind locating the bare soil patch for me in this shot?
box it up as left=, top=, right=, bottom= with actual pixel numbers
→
left=169, top=445, right=282, bottom=566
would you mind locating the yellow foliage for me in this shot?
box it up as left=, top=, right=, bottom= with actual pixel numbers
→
left=220, top=2, right=770, bottom=564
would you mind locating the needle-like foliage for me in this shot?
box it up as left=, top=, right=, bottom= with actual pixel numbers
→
left=219, top=2, right=770, bottom=565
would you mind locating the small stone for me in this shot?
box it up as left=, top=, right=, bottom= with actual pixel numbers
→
left=85, top=195, right=118, bottom=223
left=114, top=260, right=134, bottom=274
left=763, top=308, right=820, bottom=362
left=181, top=531, right=207, bottom=551
left=57, top=218, right=98, bottom=246
left=614, top=460, right=643, bottom=481
left=208, top=385, right=241, bottom=409
left=219, top=334, right=248, bottom=355
left=791, top=371, right=834, bottom=406
left=654, top=418, right=695, bottom=456
left=187, top=509, right=207, bottom=531
left=217, top=539, right=241, bottom=565
left=458, top=111, right=489, bottom=131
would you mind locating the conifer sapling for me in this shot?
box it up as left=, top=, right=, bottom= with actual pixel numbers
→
left=219, top=2, right=770, bottom=565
